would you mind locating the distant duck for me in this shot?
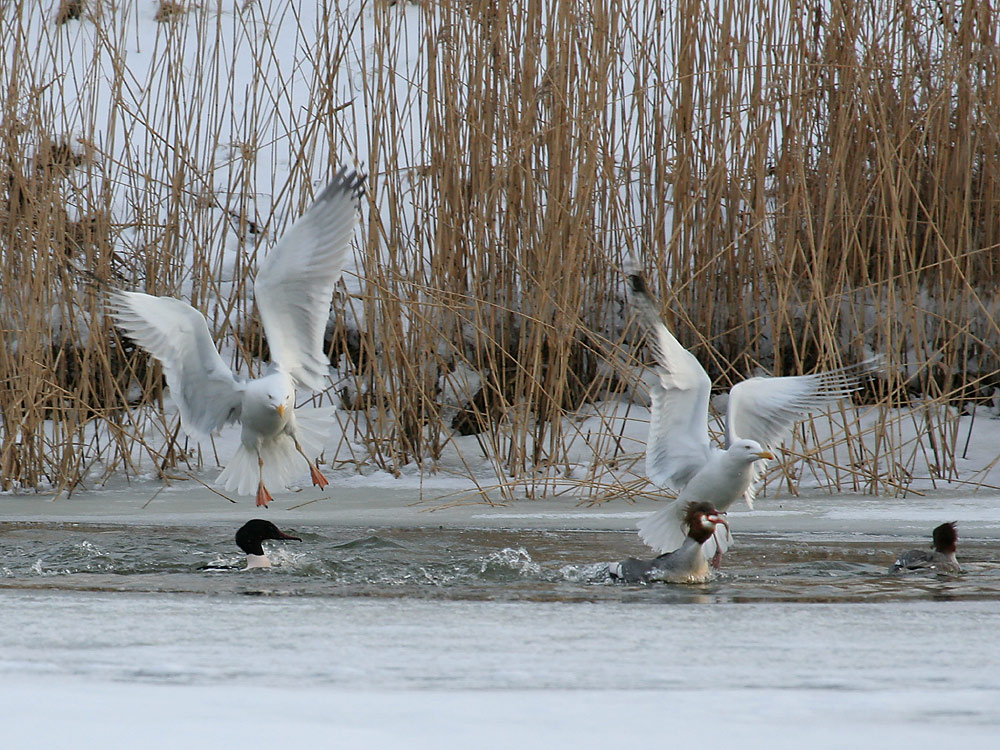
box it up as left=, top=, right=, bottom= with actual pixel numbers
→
left=236, top=519, right=302, bottom=570
left=889, top=522, right=960, bottom=574
left=610, top=502, right=728, bottom=584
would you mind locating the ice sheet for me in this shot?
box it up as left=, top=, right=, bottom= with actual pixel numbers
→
left=2, top=592, right=998, bottom=748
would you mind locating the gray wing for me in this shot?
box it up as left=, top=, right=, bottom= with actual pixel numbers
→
left=628, top=273, right=713, bottom=490
left=609, top=557, right=655, bottom=583
left=255, top=169, right=364, bottom=392
left=724, top=360, right=874, bottom=506
left=888, top=549, right=932, bottom=573
left=109, top=291, right=245, bottom=442
left=725, top=360, right=875, bottom=450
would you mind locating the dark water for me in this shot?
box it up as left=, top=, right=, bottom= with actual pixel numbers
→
left=1, top=522, right=997, bottom=603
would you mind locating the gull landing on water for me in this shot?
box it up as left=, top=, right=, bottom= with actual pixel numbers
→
left=610, top=502, right=728, bottom=584
left=626, top=266, right=878, bottom=562
left=110, top=169, right=365, bottom=507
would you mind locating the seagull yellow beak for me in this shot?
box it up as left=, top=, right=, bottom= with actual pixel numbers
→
left=756, top=450, right=775, bottom=461
left=276, top=404, right=286, bottom=418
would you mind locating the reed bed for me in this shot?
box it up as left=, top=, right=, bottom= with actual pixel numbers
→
left=1, top=0, right=998, bottom=500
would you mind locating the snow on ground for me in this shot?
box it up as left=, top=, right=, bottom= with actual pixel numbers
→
left=7, top=0, right=1000, bottom=501
left=4, top=6, right=1000, bottom=745
left=70, top=387, right=1000, bottom=511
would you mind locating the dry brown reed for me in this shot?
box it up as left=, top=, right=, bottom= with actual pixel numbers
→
left=1, top=1, right=998, bottom=499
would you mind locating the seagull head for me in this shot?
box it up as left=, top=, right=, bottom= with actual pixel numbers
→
left=261, top=380, right=294, bottom=419
left=728, top=438, right=775, bottom=464
left=247, top=371, right=296, bottom=420
left=269, top=391, right=287, bottom=418
left=683, top=502, right=728, bottom=544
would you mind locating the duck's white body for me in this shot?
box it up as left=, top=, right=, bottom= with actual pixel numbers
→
left=244, top=553, right=273, bottom=570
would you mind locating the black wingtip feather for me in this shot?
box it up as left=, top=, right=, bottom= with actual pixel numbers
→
left=317, top=168, right=367, bottom=205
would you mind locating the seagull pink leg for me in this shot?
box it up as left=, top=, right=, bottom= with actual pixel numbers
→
left=710, top=522, right=730, bottom=569
left=256, top=452, right=273, bottom=507
left=294, top=438, right=329, bottom=490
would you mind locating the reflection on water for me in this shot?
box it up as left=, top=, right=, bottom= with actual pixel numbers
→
left=0, top=522, right=997, bottom=603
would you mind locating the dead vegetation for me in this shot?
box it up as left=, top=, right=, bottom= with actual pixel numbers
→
left=1, top=0, right=998, bottom=498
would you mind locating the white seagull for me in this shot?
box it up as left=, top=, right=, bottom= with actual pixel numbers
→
left=627, top=268, right=874, bottom=561
left=110, top=169, right=364, bottom=507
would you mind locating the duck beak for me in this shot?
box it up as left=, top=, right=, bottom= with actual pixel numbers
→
left=274, top=528, right=301, bottom=541
left=708, top=513, right=729, bottom=532
left=276, top=403, right=285, bottom=418
left=755, top=450, right=775, bottom=461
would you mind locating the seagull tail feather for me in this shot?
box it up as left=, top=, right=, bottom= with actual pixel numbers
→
left=217, top=436, right=302, bottom=497
left=636, top=499, right=688, bottom=555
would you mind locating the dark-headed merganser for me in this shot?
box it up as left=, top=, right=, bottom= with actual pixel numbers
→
left=889, top=522, right=960, bottom=574
left=610, top=502, right=728, bottom=584
left=236, top=519, right=302, bottom=569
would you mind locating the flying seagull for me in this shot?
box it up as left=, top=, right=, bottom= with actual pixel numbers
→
left=627, top=266, right=875, bottom=561
left=111, top=169, right=364, bottom=506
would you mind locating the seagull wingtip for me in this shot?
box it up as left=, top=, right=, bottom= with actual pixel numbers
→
left=318, top=167, right=366, bottom=204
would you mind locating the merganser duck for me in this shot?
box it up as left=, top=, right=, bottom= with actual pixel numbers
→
left=610, top=503, right=729, bottom=584
left=236, top=519, right=302, bottom=569
left=624, top=267, right=877, bottom=565
left=889, top=522, right=960, bottom=574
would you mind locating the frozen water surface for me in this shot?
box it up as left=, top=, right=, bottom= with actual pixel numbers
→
left=1, top=488, right=999, bottom=747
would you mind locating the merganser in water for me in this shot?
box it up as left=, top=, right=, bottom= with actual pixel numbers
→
left=610, top=502, right=729, bottom=584
left=236, top=519, right=302, bottom=569
left=624, top=264, right=875, bottom=565
left=888, top=522, right=960, bottom=574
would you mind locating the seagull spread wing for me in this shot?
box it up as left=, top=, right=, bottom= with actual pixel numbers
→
left=628, top=273, right=713, bottom=490
left=109, top=292, right=245, bottom=442
left=725, top=361, right=871, bottom=450
left=255, top=168, right=364, bottom=392
left=724, top=360, right=872, bottom=507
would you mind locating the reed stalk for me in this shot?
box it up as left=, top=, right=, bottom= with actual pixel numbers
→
left=1, top=0, right=997, bottom=499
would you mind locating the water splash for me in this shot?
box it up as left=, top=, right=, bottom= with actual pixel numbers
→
left=558, top=562, right=613, bottom=584
left=479, top=547, right=542, bottom=579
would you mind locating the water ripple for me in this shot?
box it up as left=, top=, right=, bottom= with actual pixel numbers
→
left=0, top=523, right=997, bottom=603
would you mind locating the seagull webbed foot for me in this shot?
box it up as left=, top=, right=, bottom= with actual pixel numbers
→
left=256, top=483, right=274, bottom=508
left=309, top=464, right=329, bottom=490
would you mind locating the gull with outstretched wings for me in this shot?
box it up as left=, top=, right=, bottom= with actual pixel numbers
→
left=110, top=169, right=364, bottom=507
left=627, top=268, right=874, bottom=562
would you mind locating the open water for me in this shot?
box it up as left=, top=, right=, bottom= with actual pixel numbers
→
left=2, top=520, right=999, bottom=745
